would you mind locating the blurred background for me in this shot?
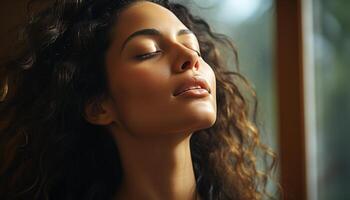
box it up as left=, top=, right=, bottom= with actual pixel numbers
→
left=1, top=0, right=349, bottom=199
left=312, top=0, right=350, bottom=199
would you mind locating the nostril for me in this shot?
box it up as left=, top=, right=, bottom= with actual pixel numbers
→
left=181, top=61, right=191, bottom=70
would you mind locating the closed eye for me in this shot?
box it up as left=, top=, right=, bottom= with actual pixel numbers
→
left=183, top=44, right=201, bottom=57
left=135, top=50, right=162, bottom=60
left=193, top=49, right=201, bottom=57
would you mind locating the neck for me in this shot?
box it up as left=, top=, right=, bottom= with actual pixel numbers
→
left=111, top=129, right=198, bottom=200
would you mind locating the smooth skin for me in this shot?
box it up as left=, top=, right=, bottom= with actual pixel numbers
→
left=84, top=1, right=217, bottom=200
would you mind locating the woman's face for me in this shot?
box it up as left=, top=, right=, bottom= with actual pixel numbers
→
left=105, top=1, right=216, bottom=137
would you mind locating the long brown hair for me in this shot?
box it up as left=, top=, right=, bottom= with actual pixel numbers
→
left=0, top=0, right=281, bottom=199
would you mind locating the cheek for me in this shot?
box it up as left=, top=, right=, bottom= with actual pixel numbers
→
left=107, top=63, right=173, bottom=132
left=109, top=62, right=167, bottom=95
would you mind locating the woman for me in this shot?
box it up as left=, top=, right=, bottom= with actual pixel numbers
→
left=0, top=0, right=280, bottom=199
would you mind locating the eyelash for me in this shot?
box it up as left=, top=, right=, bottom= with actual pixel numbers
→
left=194, top=49, right=202, bottom=57
left=135, top=50, right=162, bottom=60
left=135, top=48, right=202, bottom=61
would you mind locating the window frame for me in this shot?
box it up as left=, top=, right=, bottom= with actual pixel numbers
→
left=276, top=0, right=309, bottom=199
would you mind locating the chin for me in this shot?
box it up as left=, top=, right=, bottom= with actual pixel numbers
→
left=189, top=111, right=217, bottom=132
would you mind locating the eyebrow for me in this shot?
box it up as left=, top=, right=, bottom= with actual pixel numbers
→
left=119, top=28, right=195, bottom=54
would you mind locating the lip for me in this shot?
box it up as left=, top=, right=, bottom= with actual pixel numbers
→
left=173, top=75, right=211, bottom=97
left=175, top=88, right=209, bottom=98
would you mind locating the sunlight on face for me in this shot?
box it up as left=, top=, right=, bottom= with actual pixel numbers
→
left=105, top=1, right=217, bottom=137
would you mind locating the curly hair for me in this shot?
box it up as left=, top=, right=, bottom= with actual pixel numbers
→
left=0, top=0, right=281, bottom=199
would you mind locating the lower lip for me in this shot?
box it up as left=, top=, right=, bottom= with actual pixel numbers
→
left=175, top=88, right=210, bottom=98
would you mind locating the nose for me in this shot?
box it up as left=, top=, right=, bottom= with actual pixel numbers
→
left=172, top=45, right=200, bottom=73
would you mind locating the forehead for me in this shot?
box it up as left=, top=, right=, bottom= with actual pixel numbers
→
left=110, top=1, right=188, bottom=44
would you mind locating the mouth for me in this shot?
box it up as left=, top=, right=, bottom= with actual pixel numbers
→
left=175, top=88, right=210, bottom=97
left=173, top=76, right=211, bottom=97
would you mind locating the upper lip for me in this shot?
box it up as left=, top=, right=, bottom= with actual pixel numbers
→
left=173, top=75, right=211, bottom=96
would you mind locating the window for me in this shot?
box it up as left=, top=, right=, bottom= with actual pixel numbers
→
left=306, top=0, right=350, bottom=199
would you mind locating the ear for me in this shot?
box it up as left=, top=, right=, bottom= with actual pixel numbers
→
left=84, top=96, right=115, bottom=126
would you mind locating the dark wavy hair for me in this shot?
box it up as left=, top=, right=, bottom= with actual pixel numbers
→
left=0, top=0, right=281, bottom=199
